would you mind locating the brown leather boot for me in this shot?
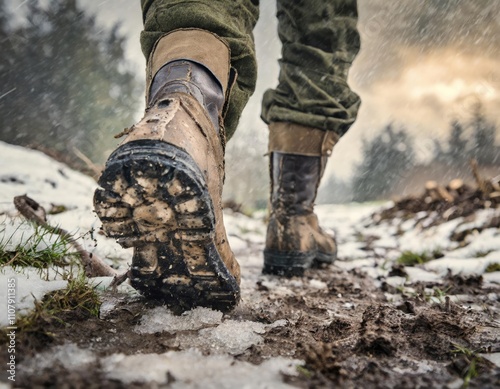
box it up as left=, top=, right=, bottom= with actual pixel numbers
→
left=263, top=122, right=339, bottom=277
left=94, top=29, right=240, bottom=312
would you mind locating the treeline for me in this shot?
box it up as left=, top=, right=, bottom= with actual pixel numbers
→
left=319, top=103, right=500, bottom=203
left=0, top=0, right=140, bottom=167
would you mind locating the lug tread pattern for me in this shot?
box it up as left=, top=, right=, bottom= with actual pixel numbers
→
left=94, top=140, right=239, bottom=312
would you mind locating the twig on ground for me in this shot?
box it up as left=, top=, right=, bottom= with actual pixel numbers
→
left=72, top=146, right=103, bottom=177
left=445, top=296, right=451, bottom=313
left=109, top=270, right=130, bottom=290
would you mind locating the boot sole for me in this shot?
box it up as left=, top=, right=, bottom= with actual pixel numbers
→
left=94, top=140, right=239, bottom=312
left=263, top=250, right=336, bottom=276
left=262, top=250, right=315, bottom=277
left=313, top=251, right=336, bottom=265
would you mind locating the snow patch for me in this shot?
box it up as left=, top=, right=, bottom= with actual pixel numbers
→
left=309, top=279, right=328, bottom=289
left=20, top=343, right=96, bottom=373
left=0, top=141, right=96, bottom=214
left=102, top=349, right=300, bottom=388
left=404, top=267, right=442, bottom=283
left=135, top=305, right=288, bottom=355
left=424, top=257, right=494, bottom=275
left=0, top=267, right=68, bottom=326
left=480, top=353, right=500, bottom=368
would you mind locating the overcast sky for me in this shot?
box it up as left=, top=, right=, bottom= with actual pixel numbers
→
left=7, top=0, right=499, bottom=179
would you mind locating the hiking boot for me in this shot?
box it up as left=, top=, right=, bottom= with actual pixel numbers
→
left=263, top=122, right=339, bottom=277
left=94, top=29, right=240, bottom=312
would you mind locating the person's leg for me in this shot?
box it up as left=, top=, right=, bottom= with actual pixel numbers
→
left=262, top=0, right=360, bottom=133
left=94, top=1, right=259, bottom=312
left=141, top=0, right=259, bottom=139
left=262, top=0, right=361, bottom=276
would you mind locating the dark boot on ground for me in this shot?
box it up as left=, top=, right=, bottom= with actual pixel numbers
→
left=94, top=29, right=240, bottom=312
left=263, top=122, right=339, bottom=277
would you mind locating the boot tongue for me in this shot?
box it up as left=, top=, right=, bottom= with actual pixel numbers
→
left=272, top=152, right=321, bottom=215
left=149, top=60, right=224, bottom=132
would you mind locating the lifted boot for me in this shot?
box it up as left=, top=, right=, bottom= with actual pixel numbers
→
left=263, top=122, right=339, bottom=277
left=94, top=29, right=240, bottom=312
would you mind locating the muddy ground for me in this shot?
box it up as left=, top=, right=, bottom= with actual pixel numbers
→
left=2, top=246, right=499, bottom=388
left=0, top=143, right=499, bottom=388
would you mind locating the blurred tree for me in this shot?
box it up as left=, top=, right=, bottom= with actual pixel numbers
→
left=0, top=0, right=140, bottom=166
left=317, top=174, right=353, bottom=204
left=433, top=119, right=469, bottom=169
left=352, top=123, right=415, bottom=201
left=469, top=102, right=499, bottom=166
left=0, top=0, right=8, bottom=38
left=0, top=0, right=15, bottom=108
left=447, top=120, right=469, bottom=164
left=433, top=105, right=499, bottom=169
left=223, top=138, right=269, bottom=212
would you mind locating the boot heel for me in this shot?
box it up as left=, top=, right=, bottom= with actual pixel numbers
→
left=313, top=250, right=337, bottom=265
left=263, top=250, right=315, bottom=277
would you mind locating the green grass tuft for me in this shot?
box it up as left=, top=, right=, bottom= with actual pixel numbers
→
left=485, top=263, right=500, bottom=273
left=451, top=343, right=483, bottom=388
left=432, top=287, right=451, bottom=303
left=296, top=365, right=314, bottom=379
left=0, top=219, right=100, bottom=347
left=396, top=249, right=443, bottom=267
left=396, top=251, right=432, bottom=266
left=42, top=272, right=101, bottom=318
left=0, top=272, right=101, bottom=345
left=0, top=222, right=79, bottom=271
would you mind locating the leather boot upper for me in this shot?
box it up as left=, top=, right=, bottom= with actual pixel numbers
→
left=266, top=122, right=338, bottom=260
left=117, top=29, right=240, bottom=283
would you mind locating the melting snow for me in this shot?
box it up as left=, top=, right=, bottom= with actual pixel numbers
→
left=0, top=267, right=68, bottom=327
left=20, top=343, right=96, bottom=374
left=135, top=305, right=288, bottom=355
left=1, top=140, right=499, bottom=386
left=102, top=349, right=300, bottom=388
left=135, top=306, right=223, bottom=334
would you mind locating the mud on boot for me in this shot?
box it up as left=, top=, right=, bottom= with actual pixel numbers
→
left=95, top=140, right=239, bottom=311
left=94, top=30, right=240, bottom=312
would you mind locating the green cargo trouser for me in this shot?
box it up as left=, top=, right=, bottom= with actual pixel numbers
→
left=141, top=0, right=360, bottom=140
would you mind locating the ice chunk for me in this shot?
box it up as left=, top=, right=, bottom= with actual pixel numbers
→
left=98, top=294, right=131, bottom=319
left=99, top=299, right=118, bottom=319
left=196, top=320, right=265, bottom=354
left=176, top=319, right=288, bottom=355
left=135, top=306, right=223, bottom=334
left=309, top=279, right=327, bottom=289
